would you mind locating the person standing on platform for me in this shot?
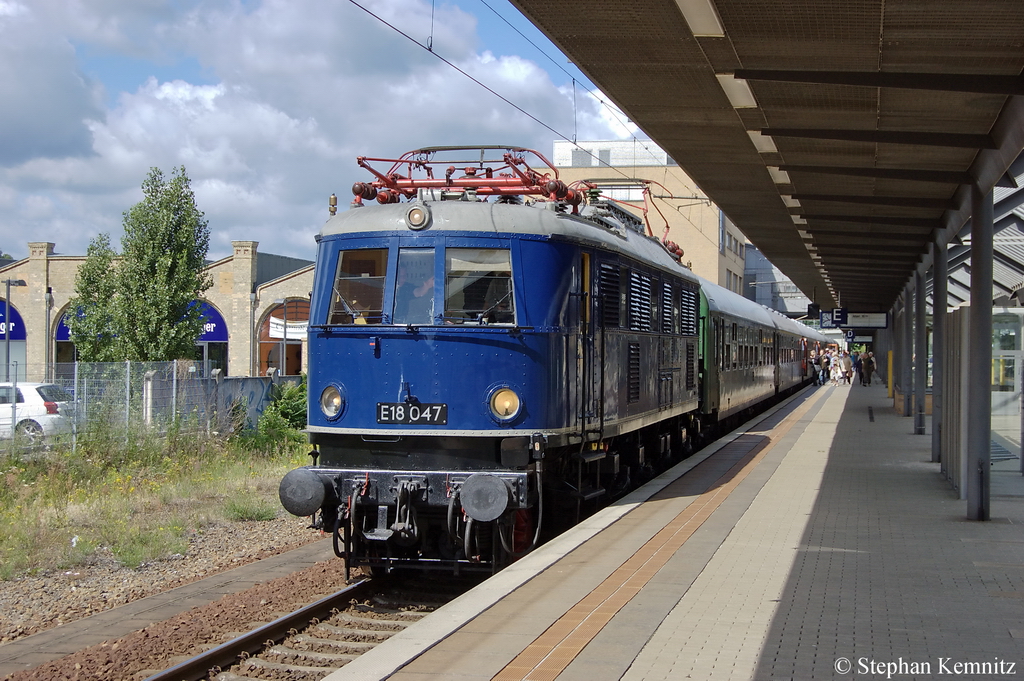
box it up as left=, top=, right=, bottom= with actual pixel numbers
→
left=819, top=352, right=830, bottom=386
left=861, top=352, right=875, bottom=385
left=831, top=353, right=844, bottom=386
left=840, top=351, right=853, bottom=385
left=853, top=351, right=863, bottom=385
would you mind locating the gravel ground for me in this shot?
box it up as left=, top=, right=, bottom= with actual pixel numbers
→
left=4, top=557, right=357, bottom=681
left=0, top=515, right=324, bottom=644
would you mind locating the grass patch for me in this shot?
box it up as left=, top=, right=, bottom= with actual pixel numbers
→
left=0, top=400, right=309, bottom=579
left=225, top=496, right=279, bottom=522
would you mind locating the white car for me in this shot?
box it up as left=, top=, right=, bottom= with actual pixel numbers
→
left=0, top=383, right=75, bottom=442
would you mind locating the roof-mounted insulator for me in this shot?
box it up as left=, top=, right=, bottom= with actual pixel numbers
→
left=564, top=188, right=584, bottom=214
left=545, top=179, right=568, bottom=200
left=351, top=182, right=378, bottom=207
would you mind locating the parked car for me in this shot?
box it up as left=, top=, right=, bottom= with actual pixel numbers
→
left=0, top=383, right=75, bottom=443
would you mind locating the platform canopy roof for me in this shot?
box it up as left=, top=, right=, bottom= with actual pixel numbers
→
left=510, top=0, right=1024, bottom=313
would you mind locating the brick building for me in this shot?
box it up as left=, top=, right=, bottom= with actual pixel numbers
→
left=0, top=241, right=313, bottom=381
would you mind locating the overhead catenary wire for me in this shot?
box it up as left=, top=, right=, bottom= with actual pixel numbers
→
left=344, top=0, right=725, bottom=250
left=347, top=0, right=662, bottom=182
left=474, top=0, right=665, bottom=164
left=346, top=0, right=573, bottom=148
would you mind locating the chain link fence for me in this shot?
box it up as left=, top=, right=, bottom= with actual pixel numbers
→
left=2, top=361, right=300, bottom=452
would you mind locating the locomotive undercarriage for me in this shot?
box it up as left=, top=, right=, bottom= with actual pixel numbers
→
left=309, top=467, right=535, bottom=577
left=281, top=416, right=707, bottom=576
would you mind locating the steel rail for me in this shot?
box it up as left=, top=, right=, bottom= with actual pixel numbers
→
left=142, top=578, right=370, bottom=681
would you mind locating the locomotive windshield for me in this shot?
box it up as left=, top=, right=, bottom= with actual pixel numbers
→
left=326, top=245, right=514, bottom=326
left=328, top=249, right=388, bottom=325
left=444, top=248, right=514, bottom=324
left=393, top=248, right=435, bottom=325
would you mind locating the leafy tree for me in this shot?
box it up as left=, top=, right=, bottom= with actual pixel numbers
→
left=115, top=167, right=213, bottom=361
left=65, top=233, right=120, bottom=361
left=67, top=167, right=213, bottom=362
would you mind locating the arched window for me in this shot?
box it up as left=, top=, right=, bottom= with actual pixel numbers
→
left=259, top=299, right=309, bottom=376
left=0, top=300, right=27, bottom=381
left=194, top=301, right=229, bottom=374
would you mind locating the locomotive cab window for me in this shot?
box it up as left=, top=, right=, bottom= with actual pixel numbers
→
left=394, top=248, right=436, bottom=325
left=329, top=249, right=388, bottom=325
left=444, top=248, right=514, bottom=324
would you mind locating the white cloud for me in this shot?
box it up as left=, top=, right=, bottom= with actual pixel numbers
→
left=0, top=0, right=624, bottom=262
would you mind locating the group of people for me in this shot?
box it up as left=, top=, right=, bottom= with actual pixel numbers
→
left=814, top=349, right=876, bottom=387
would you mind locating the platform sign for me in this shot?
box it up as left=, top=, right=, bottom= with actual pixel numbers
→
left=832, top=308, right=848, bottom=326
left=846, top=312, right=888, bottom=328
left=845, top=330, right=855, bottom=341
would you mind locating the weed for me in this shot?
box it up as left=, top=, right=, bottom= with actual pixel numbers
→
left=225, top=497, right=279, bottom=522
left=0, top=406, right=307, bottom=578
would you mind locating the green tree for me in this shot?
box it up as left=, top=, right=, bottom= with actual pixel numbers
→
left=115, top=167, right=213, bottom=361
left=67, top=167, right=213, bottom=362
left=65, top=233, right=120, bottom=361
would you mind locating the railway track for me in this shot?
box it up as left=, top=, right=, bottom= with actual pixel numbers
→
left=143, top=573, right=483, bottom=681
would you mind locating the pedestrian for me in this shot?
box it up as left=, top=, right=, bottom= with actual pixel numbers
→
left=861, top=352, right=875, bottom=386
left=831, top=354, right=844, bottom=386
left=853, top=352, right=862, bottom=385
left=819, top=352, right=831, bottom=386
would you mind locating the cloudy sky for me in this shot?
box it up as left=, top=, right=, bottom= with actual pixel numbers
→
left=0, top=0, right=635, bottom=263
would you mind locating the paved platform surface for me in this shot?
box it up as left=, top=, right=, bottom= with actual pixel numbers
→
left=329, top=383, right=1024, bottom=680
left=0, top=537, right=337, bottom=677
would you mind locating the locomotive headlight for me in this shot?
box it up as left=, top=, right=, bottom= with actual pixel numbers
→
left=405, top=203, right=431, bottom=230
left=319, top=385, right=344, bottom=420
left=489, top=387, right=521, bottom=421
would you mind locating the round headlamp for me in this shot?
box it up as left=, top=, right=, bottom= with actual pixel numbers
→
left=489, top=387, right=522, bottom=421
left=406, top=204, right=431, bottom=230
left=319, top=385, right=344, bottom=420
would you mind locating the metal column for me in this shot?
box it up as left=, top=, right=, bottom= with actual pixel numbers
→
left=914, top=267, right=927, bottom=434
left=902, top=284, right=913, bottom=417
left=967, top=184, right=993, bottom=521
left=932, top=241, right=947, bottom=463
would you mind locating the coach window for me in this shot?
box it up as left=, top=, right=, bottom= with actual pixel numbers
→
left=444, top=248, right=513, bottom=324
left=328, top=249, right=388, bottom=324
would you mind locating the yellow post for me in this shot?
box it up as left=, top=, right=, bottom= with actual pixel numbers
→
left=887, top=350, right=894, bottom=399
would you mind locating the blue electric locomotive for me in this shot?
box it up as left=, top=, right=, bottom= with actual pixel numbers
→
left=279, top=146, right=824, bottom=575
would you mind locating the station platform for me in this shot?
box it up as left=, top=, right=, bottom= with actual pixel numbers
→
left=329, top=381, right=1024, bottom=680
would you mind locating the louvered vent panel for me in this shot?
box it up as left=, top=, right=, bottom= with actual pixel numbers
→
left=599, top=263, right=620, bottom=328
left=628, top=343, right=641, bottom=403
left=629, top=271, right=653, bottom=332
left=680, top=286, right=699, bottom=336
left=686, top=341, right=696, bottom=390
left=661, top=283, right=675, bottom=334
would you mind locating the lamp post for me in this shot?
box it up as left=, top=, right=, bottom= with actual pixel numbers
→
left=3, top=279, right=27, bottom=382
left=249, top=292, right=257, bottom=377
left=44, top=287, right=54, bottom=381
left=274, top=298, right=287, bottom=375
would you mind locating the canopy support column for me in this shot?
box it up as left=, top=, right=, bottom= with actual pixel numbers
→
left=967, top=184, right=993, bottom=521
left=914, top=266, right=927, bottom=435
left=932, top=241, right=947, bottom=463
